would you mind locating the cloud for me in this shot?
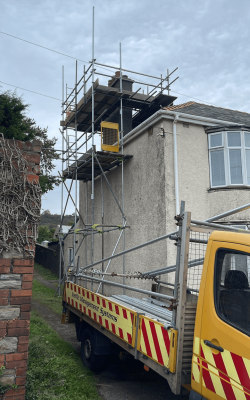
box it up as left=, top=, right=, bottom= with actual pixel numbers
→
left=1, top=0, right=250, bottom=212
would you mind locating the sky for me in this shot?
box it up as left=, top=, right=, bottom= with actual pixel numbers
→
left=1, top=0, right=250, bottom=214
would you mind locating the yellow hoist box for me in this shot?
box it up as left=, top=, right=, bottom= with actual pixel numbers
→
left=101, top=121, right=119, bottom=153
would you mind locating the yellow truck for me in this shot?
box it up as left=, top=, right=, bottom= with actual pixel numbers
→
left=62, top=205, right=250, bottom=400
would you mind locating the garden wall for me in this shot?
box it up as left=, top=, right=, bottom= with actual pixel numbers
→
left=0, top=136, right=42, bottom=400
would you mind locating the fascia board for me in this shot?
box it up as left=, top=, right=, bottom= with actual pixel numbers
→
left=123, top=110, right=241, bottom=147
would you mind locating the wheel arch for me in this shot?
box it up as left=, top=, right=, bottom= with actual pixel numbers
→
left=77, top=320, right=111, bottom=355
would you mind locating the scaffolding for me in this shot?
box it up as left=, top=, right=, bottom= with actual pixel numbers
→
left=57, top=9, right=250, bottom=307
left=57, top=7, right=179, bottom=296
left=56, top=12, right=250, bottom=386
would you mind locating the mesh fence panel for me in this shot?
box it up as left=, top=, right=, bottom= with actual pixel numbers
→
left=187, top=230, right=211, bottom=300
left=102, top=127, right=118, bottom=146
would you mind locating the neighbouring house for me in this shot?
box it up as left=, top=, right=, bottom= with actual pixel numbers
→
left=53, top=224, right=71, bottom=239
left=62, top=74, right=250, bottom=296
left=41, top=240, right=49, bottom=247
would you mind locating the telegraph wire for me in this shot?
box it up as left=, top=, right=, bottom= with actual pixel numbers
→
left=0, top=81, right=61, bottom=101
left=0, top=31, right=90, bottom=65
left=0, top=79, right=217, bottom=107
left=0, top=30, right=219, bottom=107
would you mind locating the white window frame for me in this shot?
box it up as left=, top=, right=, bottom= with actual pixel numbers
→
left=209, top=131, right=250, bottom=188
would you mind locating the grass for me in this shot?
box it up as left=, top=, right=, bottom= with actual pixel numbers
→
left=32, top=262, right=64, bottom=315
left=32, top=280, right=63, bottom=315
left=26, top=312, right=100, bottom=400
left=34, top=262, right=58, bottom=281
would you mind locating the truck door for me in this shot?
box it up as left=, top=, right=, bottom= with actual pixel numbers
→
left=200, top=240, right=250, bottom=400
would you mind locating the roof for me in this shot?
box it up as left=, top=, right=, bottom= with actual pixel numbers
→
left=164, top=102, right=250, bottom=125
left=209, top=230, right=250, bottom=247
left=61, top=218, right=79, bottom=241
left=54, top=225, right=71, bottom=238
left=59, top=225, right=71, bottom=234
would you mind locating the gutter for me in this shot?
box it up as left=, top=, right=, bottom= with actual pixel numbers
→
left=123, top=109, right=241, bottom=146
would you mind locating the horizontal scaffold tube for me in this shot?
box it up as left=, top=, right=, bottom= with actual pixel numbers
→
left=143, top=202, right=250, bottom=277
left=75, top=274, right=175, bottom=301
left=78, top=230, right=178, bottom=273
left=191, top=219, right=250, bottom=233
left=143, top=257, right=205, bottom=277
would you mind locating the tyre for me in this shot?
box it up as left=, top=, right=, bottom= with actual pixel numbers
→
left=81, top=329, right=106, bottom=371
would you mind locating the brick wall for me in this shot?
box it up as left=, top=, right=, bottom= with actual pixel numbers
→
left=0, top=138, right=42, bottom=400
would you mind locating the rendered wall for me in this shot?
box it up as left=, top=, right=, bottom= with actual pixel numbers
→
left=76, top=120, right=172, bottom=296
left=64, top=116, right=250, bottom=296
left=0, top=137, right=41, bottom=400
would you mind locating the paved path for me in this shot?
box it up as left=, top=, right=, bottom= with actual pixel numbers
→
left=32, top=271, right=189, bottom=400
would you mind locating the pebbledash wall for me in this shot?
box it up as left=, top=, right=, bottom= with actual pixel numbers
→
left=0, top=135, right=42, bottom=400
left=68, top=113, right=250, bottom=297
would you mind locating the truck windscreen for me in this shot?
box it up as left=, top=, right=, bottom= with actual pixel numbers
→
left=214, top=249, right=250, bottom=336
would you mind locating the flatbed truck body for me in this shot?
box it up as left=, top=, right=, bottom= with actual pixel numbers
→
left=62, top=210, right=250, bottom=400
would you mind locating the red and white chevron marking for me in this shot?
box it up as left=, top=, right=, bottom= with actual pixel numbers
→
left=138, top=316, right=171, bottom=368
left=192, top=337, right=250, bottom=400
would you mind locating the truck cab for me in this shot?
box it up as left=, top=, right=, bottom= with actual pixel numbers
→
left=191, top=231, right=250, bottom=400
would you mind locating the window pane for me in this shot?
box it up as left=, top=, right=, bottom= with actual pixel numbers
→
left=210, top=150, right=225, bottom=186
left=215, top=249, right=250, bottom=335
left=227, top=132, right=241, bottom=147
left=229, top=149, right=243, bottom=184
left=210, top=133, right=222, bottom=148
left=245, top=132, right=250, bottom=148
left=246, top=150, right=250, bottom=185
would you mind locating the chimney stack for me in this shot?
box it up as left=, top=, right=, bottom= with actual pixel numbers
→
left=107, top=72, right=134, bottom=136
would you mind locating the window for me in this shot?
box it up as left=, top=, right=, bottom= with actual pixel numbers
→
left=209, top=131, right=250, bottom=187
left=214, top=249, right=250, bottom=336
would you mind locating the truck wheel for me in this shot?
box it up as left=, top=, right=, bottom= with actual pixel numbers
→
left=81, top=329, right=106, bottom=371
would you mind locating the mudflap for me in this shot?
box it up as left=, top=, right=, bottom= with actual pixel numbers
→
left=61, top=307, right=75, bottom=324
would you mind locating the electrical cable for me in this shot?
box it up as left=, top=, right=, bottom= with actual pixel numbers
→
left=0, top=80, right=61, bottom=101
left=0, top=31, right=90, bottom=65
left=0, top=30, right=220, bottom=107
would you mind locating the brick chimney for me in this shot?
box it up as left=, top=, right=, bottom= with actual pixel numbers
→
left=107, top=71, right=134, bottom=137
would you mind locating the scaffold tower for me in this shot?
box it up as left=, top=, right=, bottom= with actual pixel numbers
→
left=57, top=7, right=179, bottom=296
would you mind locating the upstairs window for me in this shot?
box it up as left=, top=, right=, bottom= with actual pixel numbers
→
left=209, top=131, right=250, bottom=188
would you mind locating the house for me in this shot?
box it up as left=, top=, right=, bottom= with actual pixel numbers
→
left=63, top=74, right=250, bottom=296
left=53, top=224, right=71, bottom=239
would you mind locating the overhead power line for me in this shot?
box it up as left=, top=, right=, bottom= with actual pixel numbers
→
left=0, top=81, right=61, bottom=101
left=0, top=31, right=90, bottom=65
left=170, top=91, right=218, bottom=106
left=0, top=30, right=219, bottom=107
left=0, top=79, right=217, bottom=107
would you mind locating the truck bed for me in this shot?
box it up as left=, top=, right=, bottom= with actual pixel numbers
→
left=63, top=281, right=196, bottom=390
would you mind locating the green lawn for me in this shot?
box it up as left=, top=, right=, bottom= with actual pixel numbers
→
left=26, top=312, right=100, bottom=400
left=33, top=263, right=64, bottom=315
left=34, top=262, right=58, bottom=281
left=32, top=279, right=63, bottom=315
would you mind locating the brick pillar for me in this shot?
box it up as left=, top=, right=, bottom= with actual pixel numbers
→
left=0, top=137, right=42, bottom=400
